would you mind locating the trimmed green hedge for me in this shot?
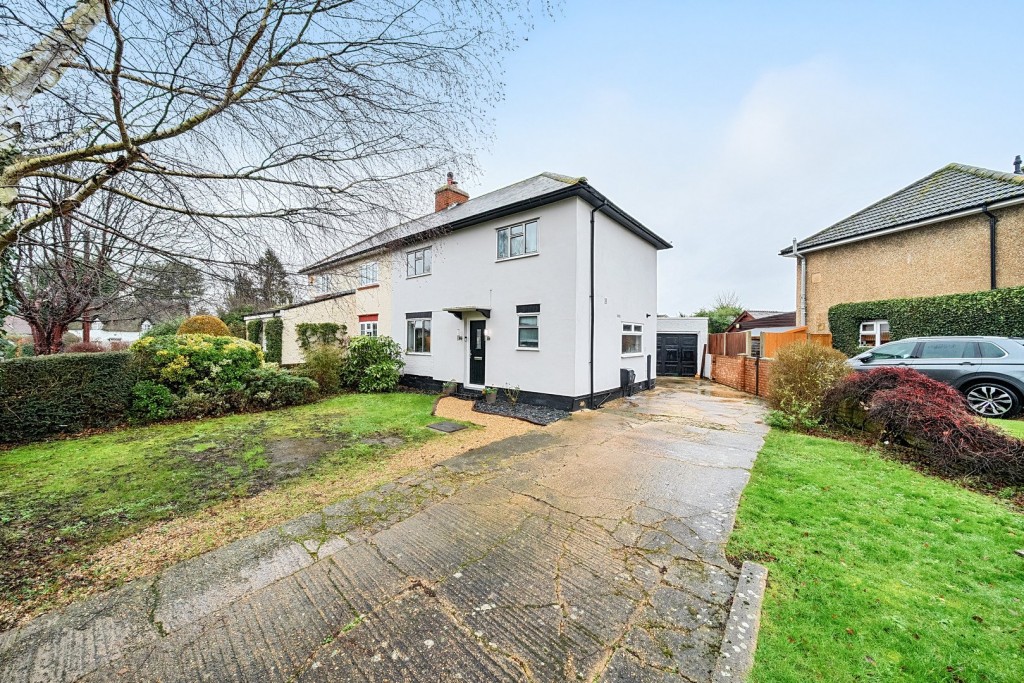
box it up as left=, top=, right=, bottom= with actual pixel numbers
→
left=264, top=318, right=283, bottom=363
left=829, top=286, right=1024, bottom=356
left=0, top=352, right=137, bottom=443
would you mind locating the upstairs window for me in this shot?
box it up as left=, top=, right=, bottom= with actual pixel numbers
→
left=359, top=261, right=379, bottom=286
left=622, top=323, right=643, bottom=355
left=859, top=320, right=890, bottom=347
left=497, top=220, right=538, bottom=260
left=314, top=274, right=332, bottom=294
left=407, top=247, right=432, bottom=277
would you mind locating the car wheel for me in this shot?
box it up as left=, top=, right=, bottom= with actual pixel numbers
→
left=963, top=382, right=1021, bottom=418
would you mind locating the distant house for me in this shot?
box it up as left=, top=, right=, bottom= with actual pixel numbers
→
left=726, top=310, right=797, bottom=334
left=781, top=161, right=1024, bottom=344
left=67, top=317, right=152, bottom=344
left=249, top=172, right=672, bottom=409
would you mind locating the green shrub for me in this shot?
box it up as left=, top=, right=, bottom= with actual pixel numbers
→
left=342, top=336, right=405, bottom=392
left=243, top=367, right=318, bottom=409
left=297, top=344, right=346, bottom=394
left=829, top=286, right=1024, bottom=356
left=142, top=318, right=184, bottom=338
left=264, top=318, right=283, bottom=363
left=0, top=351, right=137, bottom=443
left=767, top=341, right=851, bottom=428
left=131, top=380, right=176, bottom=422
left=227, top=321, right=246, bottom=338
left=177, top=314, right=231, bottom=336
left=296, top=322, right=346, bottom=350
left=246, top=319, right=263, bottom=345
left=131, top=334, right=263, bottom=395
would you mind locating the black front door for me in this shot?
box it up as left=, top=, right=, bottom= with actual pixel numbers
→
left=657, top=333, right=698, bottom=376
left=469, top=320, right=486, bottom=386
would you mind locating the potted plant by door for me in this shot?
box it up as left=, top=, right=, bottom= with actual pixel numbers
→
left=482, top=387, right=498, bottom=405
left=442, top=380, right=457, bottom=396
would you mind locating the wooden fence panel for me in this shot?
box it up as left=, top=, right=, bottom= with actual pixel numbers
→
left=708, top=333, right=726, bottom=356
left=724, top=331, right=750, bottom=356
left=760, top=328, right=834, bottom=358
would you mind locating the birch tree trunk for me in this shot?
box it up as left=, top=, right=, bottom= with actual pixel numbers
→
left=0, top=0, right=109, bottom=223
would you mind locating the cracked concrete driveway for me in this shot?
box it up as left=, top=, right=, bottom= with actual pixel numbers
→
left=0, top=379, right=767, bottom=682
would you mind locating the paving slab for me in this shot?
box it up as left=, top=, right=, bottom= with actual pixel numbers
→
left=0, top=378, right=767, bottom=682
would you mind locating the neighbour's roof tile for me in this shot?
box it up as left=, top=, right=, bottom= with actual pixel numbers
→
left=782, top=163, right=1024, bottom=254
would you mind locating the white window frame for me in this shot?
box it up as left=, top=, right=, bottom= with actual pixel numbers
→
left=621, top=323, right=643, bottom=356
left=517, top=313, right=539, bottom=350
left=406, top=318, right=431, bottom=354
left=359, top=261, right=379, bottom=286
left=859, top=319, right=890, bottom=347
left=497, top=220, right=539, bottom=260
left=314, top=273, right=332, bottom=294
left=359, top=321, right=378, bottom=337
left=406, top=247, right=432, bottom=278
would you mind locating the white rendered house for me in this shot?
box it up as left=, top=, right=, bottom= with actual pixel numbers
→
left=293, top=172, right=671, bottom=410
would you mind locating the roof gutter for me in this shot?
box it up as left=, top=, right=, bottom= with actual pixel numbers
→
left=781, top=194, right=1024, bottom=257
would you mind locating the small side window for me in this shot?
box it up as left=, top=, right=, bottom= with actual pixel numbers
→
left=978, top=342, right=1008, bottom=358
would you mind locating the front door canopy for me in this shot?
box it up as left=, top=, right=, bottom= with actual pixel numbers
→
left=444, top=306, right=490, bottom=320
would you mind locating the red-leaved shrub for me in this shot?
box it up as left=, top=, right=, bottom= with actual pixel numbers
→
left=66, top=341, right=105, bottom=353
left=823, top=367, right=1024, bottom=485
left=108, top=340, right=130, bottom=351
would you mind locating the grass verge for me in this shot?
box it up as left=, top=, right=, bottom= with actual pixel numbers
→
left=727, top=429, right=1024, bottom=682
left=0, top=392, right=448, bottom=630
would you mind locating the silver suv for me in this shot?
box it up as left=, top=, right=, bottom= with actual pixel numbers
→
left=849, top=336, right=1024, bottom=418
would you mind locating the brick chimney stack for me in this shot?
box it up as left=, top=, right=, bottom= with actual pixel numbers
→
left=434, top=172, right=470, bottom=212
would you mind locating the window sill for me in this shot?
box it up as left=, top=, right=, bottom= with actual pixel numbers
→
left=356, top=283, right=379, bottom=290
left=405, top=351, right=431, bottom=356
left=406, top=273, right=431, bottom=280
left=496, top=252, right=539, bottom=263
left=621, top=352, right=645, bottom=358
left=516, top=347, right=540, bottom=352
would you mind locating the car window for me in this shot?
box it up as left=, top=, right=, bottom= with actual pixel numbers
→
left=919, top=340, right=972, bottom=359
left=978, top=342, right=1008, bottom=358
left=869, top=340, right=917, bottom=360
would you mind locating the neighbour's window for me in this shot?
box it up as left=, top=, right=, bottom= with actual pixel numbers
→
left=622, top=323, right=643, bottom=355
left=406, top=247, right=432, bottom=277
left=919, top=340, right=972, bottom=359
left=315, top=274, right=332, bottom=294
left=406, top=318, right=431, bottom=353
left=359, top=262, right=379, bottom=286
left=869, top=340, right=916, bottom=360
left=978, top=342, right=1008, bottom=358
left=359, top=322, right=378, bottom=337
left=859, top=319, right=890, bottom=347
left=518, top=315, right=539, bottom=348
left=497, top=220, right=538, bottom=260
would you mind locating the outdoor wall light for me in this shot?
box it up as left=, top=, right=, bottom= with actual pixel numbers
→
left=456, top=334, right=463, bottom=341
left=485, top=329, right=492, bottom=340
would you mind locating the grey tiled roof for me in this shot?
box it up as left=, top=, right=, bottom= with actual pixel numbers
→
left=782, top=163, right=1024, bottom=254
left=302, top=172, right=669, bottom=272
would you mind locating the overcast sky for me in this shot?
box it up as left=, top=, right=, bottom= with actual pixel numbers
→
left=450, top=0, right=1024, bottom=315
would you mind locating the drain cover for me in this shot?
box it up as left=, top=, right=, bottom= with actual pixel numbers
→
left=427, top=421, right=467, bottom=433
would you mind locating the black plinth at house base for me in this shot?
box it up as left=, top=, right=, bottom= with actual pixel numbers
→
left=426, top=421, right=468, bottom=433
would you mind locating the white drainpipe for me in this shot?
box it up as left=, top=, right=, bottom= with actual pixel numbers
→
left=793, top=238, right=807, bottom=326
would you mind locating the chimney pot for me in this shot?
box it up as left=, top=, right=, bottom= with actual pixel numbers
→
left=1014, top=155, right=1023, bottom=175
left=434, top=172, right=469, bottom=212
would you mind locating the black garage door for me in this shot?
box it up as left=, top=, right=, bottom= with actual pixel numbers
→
left=657, top=333, right=699, bottom=376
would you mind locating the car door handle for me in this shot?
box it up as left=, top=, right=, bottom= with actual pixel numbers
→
left=959, top=361, right=976, bottom=366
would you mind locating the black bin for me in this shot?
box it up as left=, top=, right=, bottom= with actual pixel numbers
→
left=620, top=368, right=636, bottom=396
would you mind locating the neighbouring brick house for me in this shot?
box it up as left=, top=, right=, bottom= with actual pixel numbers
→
left=781, top=160, right=1024, bottom=344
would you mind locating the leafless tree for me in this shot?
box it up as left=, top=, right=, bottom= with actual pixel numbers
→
left=10, top=168, right=174, bottom=352
left=0, top=0, right=552, bottom=271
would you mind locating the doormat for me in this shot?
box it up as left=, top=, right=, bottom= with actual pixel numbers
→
left=427, top=421, right=468, bottom=433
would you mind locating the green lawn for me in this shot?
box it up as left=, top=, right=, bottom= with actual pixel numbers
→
left=728, top=430, right=1024, bottom=682
left=0, top=392, right=443, bottom=629
left=987, top=417, right=1024, bottom=439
